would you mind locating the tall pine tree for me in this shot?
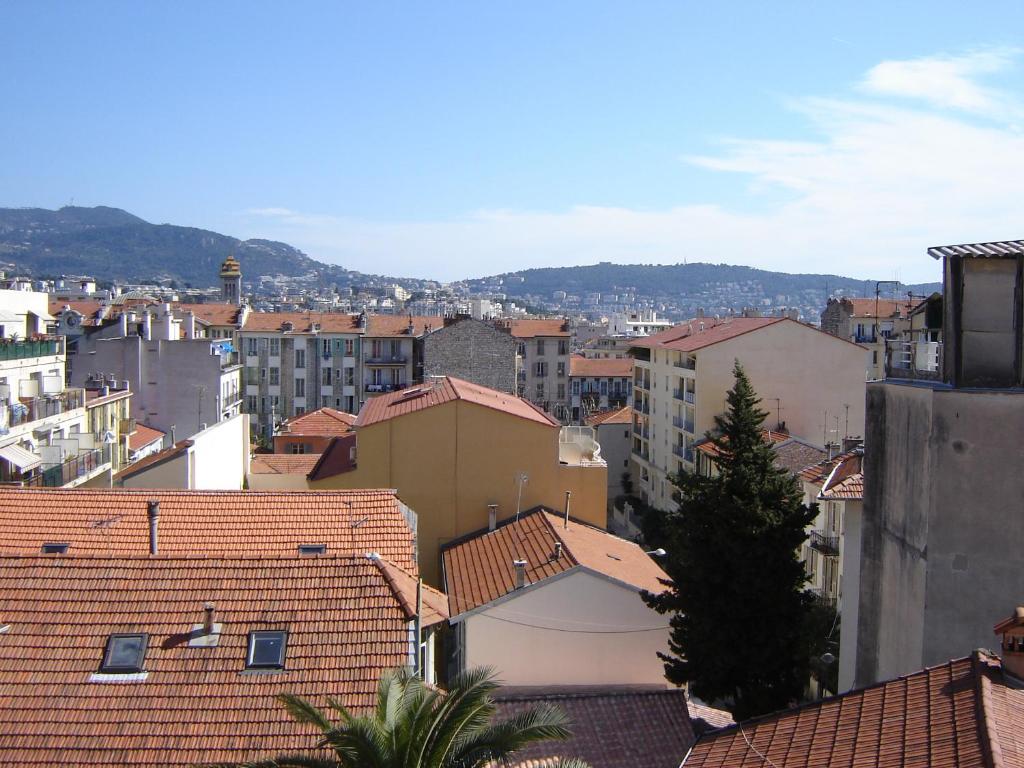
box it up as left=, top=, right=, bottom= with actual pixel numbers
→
left=643, top=361, right=817, bottom=720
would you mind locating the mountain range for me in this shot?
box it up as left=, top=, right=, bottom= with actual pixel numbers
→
left=0, top=206, right=941, bottom=312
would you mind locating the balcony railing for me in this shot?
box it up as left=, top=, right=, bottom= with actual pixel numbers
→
left=3, top=389, right=86, bottom=429
left=672, top=415, right=695, bottom=433
left=672, top=444, right=694, bottom=462
left=365, top=382, right=407, bottom=394
left=673, top=357, right=696, bottom=370
left=884, top=339, right=943, bottom=381
left=632, top=396, right=650, bottom=414
left=20, top=445, right=111, bottom=488
left=0, top=337, right=64, bottom=361
left=809, top=530, right=840, bottom=556
left=365, top=355, right=408, bottom=365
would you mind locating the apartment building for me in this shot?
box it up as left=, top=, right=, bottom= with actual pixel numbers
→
left=500, top=318, right=572, bottom=423
left=821, top=296, right=919, bottom=379
left=855, top=240, right=1024, bottom=688
left=360, top=315, right=436, bottom=400
left=630, top=315, right=867, bottom=511
left=0, top=290, right=119, bottom=487
left=609, top=310, right=673, bottom=337
left=239, top=311, right=362, bottom=437
left=568, top=355, right=633, bottom=423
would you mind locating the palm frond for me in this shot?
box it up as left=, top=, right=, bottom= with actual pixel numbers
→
left=277, top=694, right=336, bottom=735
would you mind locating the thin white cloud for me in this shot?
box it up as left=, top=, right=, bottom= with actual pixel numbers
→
left=236, top=48, right=1023, bottom=284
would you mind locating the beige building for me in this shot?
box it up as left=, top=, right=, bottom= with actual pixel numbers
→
left=442, top=508, right=670, bottom=686
left=252, top=376, right=607, bottom=584
left=500, top=318, right=572, bottom=423
left=629, top=316, right=867, bottom=511
left=820, top=297, right=919, bottom=380
left=360, top=315, right=436, bottom=400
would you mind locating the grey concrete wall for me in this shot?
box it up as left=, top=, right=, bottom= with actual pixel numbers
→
left=423, top=319, right=517, bottom=394
left=858, top=380, right=1024, bottom=686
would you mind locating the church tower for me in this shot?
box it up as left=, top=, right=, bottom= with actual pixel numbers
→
left=219, top=255, right=242, bottom=306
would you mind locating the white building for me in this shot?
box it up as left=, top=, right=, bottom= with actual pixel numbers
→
left=609, top=310, right=673, bottom=337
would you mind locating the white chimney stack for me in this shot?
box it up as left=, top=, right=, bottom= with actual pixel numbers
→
left=513, top=559, right=527, bottom=589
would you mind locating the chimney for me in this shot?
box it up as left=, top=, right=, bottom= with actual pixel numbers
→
left=184, top=311, right=196, bottom=340
left=553, top=541, right=563, bottom=561
left=202, top=601, right=216, bottom=635
left=827, top=442, right=836, bottom=461
left=696, top=307, right=705, bottom=318
left=147, top=500, right=160, bottom=555
left=995, top=606, right=1024, bottom=679
left=487, top=504, right=498, bottom=532
left=563, top=490, right=571, bottom=529
left=142, top=311, right=152, bottom=340
left=513, top=559, right=528, bottom=589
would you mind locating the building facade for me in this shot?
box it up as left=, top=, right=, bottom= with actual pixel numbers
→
left=422, top=317, right=518, bottom=394
left=568, top=355, right=633, bottom=423
left=501, top=318, right=572, bottom=423
left=820, top=296, right=918, bottom=380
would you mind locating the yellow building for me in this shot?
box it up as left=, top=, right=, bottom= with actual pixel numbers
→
left=250, top=376, right=607, bottom=583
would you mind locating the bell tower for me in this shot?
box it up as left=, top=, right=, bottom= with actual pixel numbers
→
left=219, top=255, right=242, bottom=306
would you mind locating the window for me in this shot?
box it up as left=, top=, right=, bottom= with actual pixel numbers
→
left=246, top=395, right=257, bottom=412
left=536, top=382, right=545, bottom=398
left=295, top=348, right=305, bottom=369
left=259, top=337, right=268, bottom=352
left=246, top=338, right=258, bottom=356
left=572, top=379, right=580, bottom=394
left=322, top=339, right=332, bottom=359
left=298, top=544, right=327, bottom=555
left=345, top=338, right=354, bottom=356
left=345, top=367, right=355, bottom=386
left=260, top=367, right=267, bottom=381
left=558, top=339, right=568, bottom=355
left=101, top=633, right=148, bottom=673
left=517, top=342, right=526, bottom=357
left=269, top=367, right=280, bottom=386
left=295, top=378, right=305, bottom=397
left=534, top=361, right=548, bottom=377
left=290, top=442, right=306, bottom=454
left=247, top=630, right=287, bottom=669
left=322, top=368, right=331, bottom=385
left=557, top=383, right=565, bottom=399
left=269, top=338, right=280, bottom=357
left=557, top=361, right=566, bottom=377
left=246, top=367, right=258, bottom=385
left=294, top=406, right=305, bottom=416
left=41, top=542, right=69, bottom=554
left=536, top=339, right=545, bottom=355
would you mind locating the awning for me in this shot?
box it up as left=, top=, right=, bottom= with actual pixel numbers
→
left=0, top=443, right=42, bottom=471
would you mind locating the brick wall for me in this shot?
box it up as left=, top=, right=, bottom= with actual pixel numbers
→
left=422, top=319, right=517, bottom=394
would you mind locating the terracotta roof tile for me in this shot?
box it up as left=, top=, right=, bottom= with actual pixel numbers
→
left=0, top=488, right=417, bottom=570
left=630, top=317, right=784, bottom=353
left=497, top=687, right=697, bottom=768
left=442, top=508, right=668, bottom=618
left=356, top=377, right=559, bottom=429
left=249, top=453, right=322, bottom=475
left=585, top=405, right=633, bottom=426
left=682, top=652, right=1018, bottom=768
left=365, top=315, right=441, bottom=337
left=370, top=555, right=450, bottom=627
left=174, top=302, right=243, bottom=327
left=242, top=311, right=361, bottom=333
left=281, top=407, right=356, bottom=437
left=127, top=424, right=165, bottom=452
left=0, top=554, right=413, bottom=767
left=501, top=319, right=571, bottom=338
left=569, top=356, right=634, bottom=377
left=839, top=297, right=919, bottom=320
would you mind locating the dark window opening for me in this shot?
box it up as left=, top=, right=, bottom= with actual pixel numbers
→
left=298, top=544, right=326, bottom=555
left=101, top=633, right=148, bottom=673
left=247, top=630, right=287, bottom=669
left=41, top=542, right=69, bottom=554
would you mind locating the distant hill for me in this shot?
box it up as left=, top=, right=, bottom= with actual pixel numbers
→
left=0, top=206, right=372, bottom=288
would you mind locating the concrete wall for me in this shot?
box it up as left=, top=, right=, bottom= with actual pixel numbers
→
left=461, top=568, right=669, bottom=686
left=596, top=421, right=632, bottom=499
left=857, top=381, right=1024, bottom=686
left=423, top=319, right=517, bottom=394
left=121, top=415, right=249, bottom=490
left=307, top=399, right=606, bottom=584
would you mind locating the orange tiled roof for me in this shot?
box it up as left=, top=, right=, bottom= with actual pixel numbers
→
left=127, top=424, right=165, bottom=452
left=281, top=407, right=356, bottom=437
left=800, top=448, right=863, bottom=494
left=442, top=508, right=668, bottom=618
left=365, top=315, right=441, bottom=337
left=682, top=651, right=1017, bottom=768
left=842, top=297, right=919, bottom=319
left=630, top=316, right=784, bottom=353
left=0, top=488, right=417, bottom=570
left=819, top=450, right=864, bottom=500
left=585, top=405, right=633, bottom=426
left=249, top=453, right=322, bottom=475
left=569, top=355, right=634, bottom=377
left=371, top=555, right=450, bottom=627
left=498, top=687, right=697, bottom=768
left=116, top=439, right=193, bottom=480
left=694, top=429, right=791, bottom=459
left=0, top=554, right=415, bottom=767
left=356, top=376, right=559, bottom=429
left=501, top=318, right=570, bottom=338
left=242, top=311, right=361, bottom=333
left=175, top=302, right=243, bottom=327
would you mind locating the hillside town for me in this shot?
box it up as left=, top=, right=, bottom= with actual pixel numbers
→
left=0, top=239, right=1020, bottom=766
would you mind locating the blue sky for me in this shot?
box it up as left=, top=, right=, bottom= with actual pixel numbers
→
left=2, top=2, right=1022, bottom=282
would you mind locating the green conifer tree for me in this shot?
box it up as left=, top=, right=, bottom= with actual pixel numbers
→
left=643, top=361, right=817, bottom=720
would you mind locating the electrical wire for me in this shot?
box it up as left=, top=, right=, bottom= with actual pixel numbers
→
left=738, top=722, right=781, bottom=768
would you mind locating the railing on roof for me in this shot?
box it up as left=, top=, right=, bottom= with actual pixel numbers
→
left=19, top=445, right=112, bottom=488
left=884, top=339, right=943, bottom=382
left=558, top=426, right=605, bottom=466
left=0, top=336, right=64, bottom=361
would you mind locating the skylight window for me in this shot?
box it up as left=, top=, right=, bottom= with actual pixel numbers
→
left=298, top=544, right=326, bottom=555
left=41, top=542, right=69, bottom=554
left=247, top=630, right=287, bottom=669
left=101, top=633, right=148, bottom=673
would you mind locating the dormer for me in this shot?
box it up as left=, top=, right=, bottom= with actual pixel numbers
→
left=994, top=605, right=1024, bottom=679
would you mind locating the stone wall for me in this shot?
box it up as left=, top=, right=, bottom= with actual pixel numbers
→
left=422, top=318, right=517, bottom=394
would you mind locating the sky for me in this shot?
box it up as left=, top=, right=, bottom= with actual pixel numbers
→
left=1, top=2, right=1022, bottom=283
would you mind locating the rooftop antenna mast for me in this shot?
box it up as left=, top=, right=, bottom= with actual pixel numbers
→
left=514, top=472, right=528, bottom=521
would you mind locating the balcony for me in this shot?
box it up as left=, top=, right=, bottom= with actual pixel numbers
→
left=809, top=530, right=840, bottom=556
left=673, top=356, right=696, bottom=370
left=17, top=445, right=112, bottom=488
left=3, top=389, right=86, bottom=430
left=632, top=396, right=650, bottom=414
left=632, top=422, right=650, bottom=440
left=364, top=382, right=407, bottom=394
left=672, top=415, right=695, bottom=433
left=0, top=336, right=64, bottom=362
left=365, top=354, right=408, bottom=365
left=884, top=339, right=943, bottom=382
left=672, top=444, right=694, bottom=462
left=558, top=426, right=605, bottom=467
left=853, top=333, right=877, bottom=344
